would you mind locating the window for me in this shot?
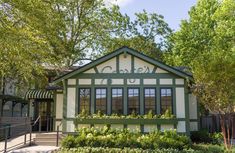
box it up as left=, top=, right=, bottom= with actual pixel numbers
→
left=79, top=88, right=90, bottom=114
left=111, top=88, right=123, bottom=114
left=160, top=88, right=173, bottom=114
left=144, top=88, right=156, bottom=114
left=128, top=88, right=139, bottom=114
left=95, top=88, right=107, bottom=114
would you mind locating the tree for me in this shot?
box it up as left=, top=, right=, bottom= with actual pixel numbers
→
left=100, top=10, right=172, bottom=60
left=164, top=0, right=235, bottom=149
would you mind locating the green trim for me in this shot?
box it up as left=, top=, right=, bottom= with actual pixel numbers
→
left=116, top=56, right=120, bottom=73
left=152, top=66, right=157, bottom=73
left=74, top=118, right=178, bottom=125
left=131, top=55, right=134, bottom=73
left=63, top=80, right=67, bottom=132
left=94, top=67, right=99, bottom=73
left=52, top=47, right=193, bottom=84
left=184, top=82, right=190, bottom=136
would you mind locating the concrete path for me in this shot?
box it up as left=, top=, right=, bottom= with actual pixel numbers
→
left=0, top=134, right=36, bottom=153
left=10, top=146, right=59, bottom=153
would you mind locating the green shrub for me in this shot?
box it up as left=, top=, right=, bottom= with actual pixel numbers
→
left=57, top=147, right=199, bottom=153
left=61, top=127, right=191, bottom=150
left=61, top=135, right=77, bottom=148
left=192, top=143, right=225, bottom=153
left=190, top=129, right=223, bottom=144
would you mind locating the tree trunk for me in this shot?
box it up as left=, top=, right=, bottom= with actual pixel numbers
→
left=220, top=114, right=232, bottom=150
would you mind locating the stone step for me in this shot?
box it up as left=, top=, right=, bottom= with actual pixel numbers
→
left=34, top=141, right=58, bottom=146
left=34, top=132, right=65, bottom=146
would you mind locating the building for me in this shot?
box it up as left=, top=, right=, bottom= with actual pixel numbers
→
left=52, top=46, right=199, bottom=135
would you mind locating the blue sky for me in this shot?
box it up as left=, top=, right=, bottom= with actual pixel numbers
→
left=106, top=0, right=197, bottom=31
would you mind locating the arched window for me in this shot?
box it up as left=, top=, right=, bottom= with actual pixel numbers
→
left=3, top=101, right=13, bottom=117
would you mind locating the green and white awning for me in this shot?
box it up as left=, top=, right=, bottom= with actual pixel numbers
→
left=25, top=90, right=53, bottom=100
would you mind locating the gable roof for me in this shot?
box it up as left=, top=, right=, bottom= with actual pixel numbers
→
left=52, top=46, right=193, bottom=84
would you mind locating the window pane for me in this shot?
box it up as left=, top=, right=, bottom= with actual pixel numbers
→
left=112, top=88, right=123, bottom=114
left=144, top=88, right=156, bottom=114
left=95, top=88, right=107, bottom=114
left=128, top=88, right=139, bottom=114
left=160, top=88, right=172, bottom=114
left=79, top=88, right=90, bottom=114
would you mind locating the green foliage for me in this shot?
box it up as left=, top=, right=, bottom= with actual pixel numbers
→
left=57, top=147, right=200, bottom=153
left=191, top=143, right=225, bottom=153
left=57, top=147, right=199, bottom=153
left=76, top=109, right=175, bottom=120
left=61, top=127, right=191, bottom=150
left=160, top=109, right=175, bottom=119
left=191, top=130, right=223, bottom=145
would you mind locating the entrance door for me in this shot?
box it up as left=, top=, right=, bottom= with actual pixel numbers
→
left=34, top=100, right=53, bottom=132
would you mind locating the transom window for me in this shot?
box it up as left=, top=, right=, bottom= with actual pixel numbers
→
left=111, top=88, right=123, bottom=115
left=128, top=88, right=139, bottom=114
left=144, top=88, right=156, bottom=114
left=95, top=88, right=107, bottom=114
left=79, top=88, right=90, bottom=114
left=160, top=88, right=173, bottom=114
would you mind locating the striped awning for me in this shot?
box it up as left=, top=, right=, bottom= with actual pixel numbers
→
left=25, top=90, right=53, bottom=100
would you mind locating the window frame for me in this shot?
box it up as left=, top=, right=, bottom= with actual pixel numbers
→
left=143, top=87, right=157, bottom=114
left=78, top=88, right=91, bottom=114
left=111, top=87, right=124, bottom=115
left=160, top=87, right=173, bottom=114
left=127, top=87, right=140, bottom=115
left=95, top=87, right=108, bottom=114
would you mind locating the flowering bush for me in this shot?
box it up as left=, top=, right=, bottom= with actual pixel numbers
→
left=61, top=126, right=191, bottom=150
left=76, top=109, right=175, bottom=120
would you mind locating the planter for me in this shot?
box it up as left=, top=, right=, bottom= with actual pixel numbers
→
left=74, top=118, right=178, bottom=125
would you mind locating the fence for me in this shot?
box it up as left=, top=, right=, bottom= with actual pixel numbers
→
left=200, top=114, right=235, bottom=139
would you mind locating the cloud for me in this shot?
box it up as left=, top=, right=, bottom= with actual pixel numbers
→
left=105, top=0, right=134, bottom=7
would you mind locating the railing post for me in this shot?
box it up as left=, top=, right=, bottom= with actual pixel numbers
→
left=4, top=126, right=8, bottom=153
left=29, top=124, right=32, bottom=146
left=39, top=117, right=41, bottom=133
left=47, top=116, right=49, bottom=132
left=56, top=125, right=59, bottom=147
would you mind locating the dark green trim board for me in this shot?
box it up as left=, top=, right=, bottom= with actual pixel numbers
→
left=52, top=46, right=193, bottom=84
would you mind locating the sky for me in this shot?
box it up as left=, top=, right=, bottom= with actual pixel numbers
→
left=107, top=0, right=197, bottom=31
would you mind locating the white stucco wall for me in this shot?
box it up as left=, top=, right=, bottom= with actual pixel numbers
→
left=189, top=94, right=198, bottom=119
left=175, top=79, right=184, bottom=85
left=177, top=121, right=186, bottom=133
left=68, top=79, right=76, bottom=85
left=155, top=68, right=168, bottom=73
left=160, top=125, right=174, bottom=131
left=111, top=124, right=124, bottom=130
left=66, top=121, right=75, bottom=132
left=67, top=88, right=76, bottom=118
left=56, top=93, right=63, bottom=119
left=144, top=125, right=158, bottom=133
left=119, top=53, right=132, bottom=73
left=97, top=57, right=117, bottom=73
left=78, top=79, right=91, bottom=85
left=127, top=125, right=140, bottom=132
left=159, top=79, right=173, bottom=85
left=143, top=79, right=157, bottom=85
left=83, top=68, right=96, bottom=73
left=127, top=79, right=140, bottom=85
left=95, top=79, right=108, bottom=85
left=111, top=79, right=124, bottom=85
left=176, top=87, right=185, bottom=118
left=134, top=57, right=154, bottom=73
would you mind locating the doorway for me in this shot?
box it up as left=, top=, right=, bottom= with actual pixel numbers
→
left=34, top=100, right=54, bottom=132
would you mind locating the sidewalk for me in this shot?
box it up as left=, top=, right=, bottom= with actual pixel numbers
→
left=0, top=134, right=36, bottom=153
left=10, top=146, right=59, bottom=153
